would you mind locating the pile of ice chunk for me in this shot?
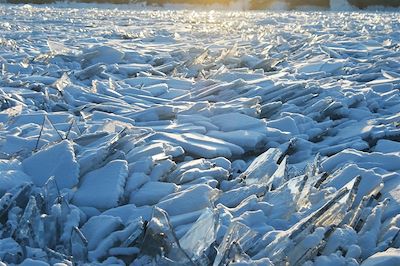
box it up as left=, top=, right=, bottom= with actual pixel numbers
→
left=0, top=5, right=399, bottom=266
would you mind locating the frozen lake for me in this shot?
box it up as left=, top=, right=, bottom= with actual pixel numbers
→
left=0, top=4, right=400, bottom=266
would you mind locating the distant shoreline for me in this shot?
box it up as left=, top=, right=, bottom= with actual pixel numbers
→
left=2, top=0, right=400, bottom=10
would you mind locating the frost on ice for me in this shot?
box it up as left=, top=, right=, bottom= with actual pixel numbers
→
left=0, top=4, right=399, bottom=266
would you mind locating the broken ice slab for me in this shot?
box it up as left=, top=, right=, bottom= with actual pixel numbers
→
left=14, top=195, right=42, bottom=248
left=144, top=123, right=208, bottom=135
left=0, top=183, right=32, bottom=223
left=22, top=140, right=79, bottom=189
left=47, top=40, right=75, bottom=56
left=358, top=199, right=391, bottom=260
left=149, top=132, right=244, bottom=158
left=216, top=184, right=267, bottom=208
left=213, top=221, right=258, bottom=266
left=139, top=207, right=193, bottom=264
left=322, top=149, right=400, bottom=173
left=19, top=258, right=50, bottom=266
left=123, top=76, right=193, bottom=91
left=7, top=112, right=73, bottom=129
left=253, top=187, right=350, bottom=263
left=168, top=209, right=205, bottom=230
left=178, top=79, right=246, bottom=101
left=287, top=227, right=327, bottom=265
left=266, top=156, right=288, bottom=191
left=180, top=167, right=228, bottom=185
left=361, top=248, right=400, bottom=266
left=206, top=130, right=266, bottom=152
left=73, top=160, right=128, bottom=210
left=322, top=164, right=383, bottom=205
left=148, top=159, right=176, bottom=181
left=166, top=158, right=216, bottom=183
left=81, top=45, right=125, bottom=68
left=100, top=204, right=150, bottom=225
left=374, top=139, right=400, bottom=154
left=125, top=105, right=179, bottom=122
left=88, top=218, right=144, bottom=262
left=176, top=114, right=219, bottom=131
left=111, top=63, right=153, bottom=77
left=266, top=116, right=300, bottom=135
left=125, top=142, right=180, bottom=163
left=91, top=111, right=135, bottom=125
left=0, top=125, right=60, bottom=155
left=76, top=131, right=126, bottom=176
left=379, top=172, right=400, bottom=221
left=0, top=160, right=31, bottom=195
left=125, top=172, right=150, bottom=197
left=0, top=237, right=23, bottom=263
left=130, top=181, right=178, bottom=206
left=210, top=112, right=266, bottom=132
left=241, top=142, right=290, bottom=185
left=295, top=59, right=345, bottom=75
left=156, top=184, right=217, bottom=217
left=167, top=160, right=228, bottom=185
left=322, top=227, right=358, bottom=257
left=71, top=226, right=89, bottom=262
left=82, top=215, right=124, bottom=251
left=179, top=208, right=218, bottom=262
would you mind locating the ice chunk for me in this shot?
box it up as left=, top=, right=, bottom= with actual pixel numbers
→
left=2, top=63, right=33, bottom=75
left=22, top=140, right=79, bottom=189
left=213, top=221, right=258, bottom=266
left=125, top=172, right=150, bottom=194
left=88, top=218, right=144, bottom=261
left=19, top=259, right=49, bottom=266
left=296, top=60, right=344, bottom=74
left=126, top=206, right=153, bottom=222
left=206, top=130, right=266, bottom=151
left=172, top=167, right=228, bottom=184
left=266, top=116, right=300, bottom=135
left=139, top=207, right=192, bottom=264
left=179, top=208, right=217, bottom=260
left=322, top=149, right=400, bottom=173
left=101, top=204, right=137, bottom=224
left=150, top=132, right=244, bottom=158
left=157, top=184, right=216, bottom=216
left=82, top=45, right=125, bottom=67
left=73, top=160, right=128, bottom=210
left=47, top=40, right=73, bottom=55
left=361, top=248, right=400, bottom=266
left=0, top=169, right=31, bottom=195
left=210, top=112, right=266, bottom=132
left=1, top=135, right=40, bottom=155
left=0, top=238, right=22, bottom=261
left=217, top=184, right=266, bottom=208
left=323, top=164, right=382, bottom=204
left=241, top=142, right=289, bottom=185
left=81, top=215, right=123, bottom=251
left=374, top=139, right=400, bottom=153
left=130, top=181, right=178, bottom=206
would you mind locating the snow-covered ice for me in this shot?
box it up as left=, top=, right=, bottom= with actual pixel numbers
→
left=0, top=4, right=399, bottom=265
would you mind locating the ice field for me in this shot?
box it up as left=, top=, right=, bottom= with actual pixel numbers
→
left=0, top=4, right=400, bottom=265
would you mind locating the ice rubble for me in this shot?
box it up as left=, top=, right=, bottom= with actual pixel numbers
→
left=0, top=4, right=400, bottom=266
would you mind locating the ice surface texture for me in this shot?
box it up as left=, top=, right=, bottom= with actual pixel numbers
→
left=0, top=5, right=399, bottom=266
